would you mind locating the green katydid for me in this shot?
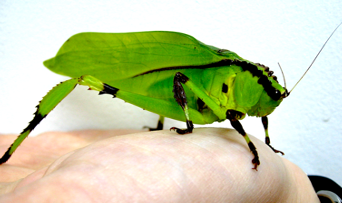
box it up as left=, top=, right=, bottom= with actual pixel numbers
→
left=0, top=23, right=341, bottom=170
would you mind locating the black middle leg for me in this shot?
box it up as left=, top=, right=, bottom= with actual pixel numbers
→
left=170, top=72, right=194, bottom=134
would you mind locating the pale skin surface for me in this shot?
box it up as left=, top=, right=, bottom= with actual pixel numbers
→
left=0, top=128, right=319, bottom=202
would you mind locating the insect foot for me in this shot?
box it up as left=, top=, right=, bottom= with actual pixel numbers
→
left=262, top=117, right=285, bottom=155
left=266, top=142, right=285, bottom=155
left=170, top=120, right=194, bottom=134
left=248, top=142, right=260, bottom=171
left=170, top=127, right=193, bottom=134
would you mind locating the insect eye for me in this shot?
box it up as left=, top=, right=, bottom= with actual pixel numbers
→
left=274, top=90, right=281, bottom=100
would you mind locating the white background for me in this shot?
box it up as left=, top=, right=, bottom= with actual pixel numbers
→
left=0, top=1, right=342, bottom=187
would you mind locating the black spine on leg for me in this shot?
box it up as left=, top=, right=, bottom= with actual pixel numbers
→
left=261, top=116, right=284, bottom=155
left=261, top=116, right=268, bottom=130
left=0, top=110, right=46, bottom=164
left=265, top=136, right=270, bottom=146
left=173, top=72, right=189, bottom=109
left=226, top=109, right=260, bottom=170
left=148, top=119, right=164, bottom=131
left=248, top=142, right=260, bottom=170
left=156, top=119, right=164, bottom=130
left=171, top=120, right=194, bottom=134
left=226, top=110, right=246, bottom=135
left=171, top=72, right=193, bottom=134
left=99, top=83, right=119, bottom=97
left=0, top=148, right=12, bottom=164
left=261, top=116, right=270, bottom=144
left=22, top=112, right=46, bottom=134
left=186, top=120, right=194, bottom=133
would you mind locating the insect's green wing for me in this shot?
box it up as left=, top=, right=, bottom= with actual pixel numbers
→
left=43, top=31, right=270, bottom=125
left=43, top=31, right=243, bottom=82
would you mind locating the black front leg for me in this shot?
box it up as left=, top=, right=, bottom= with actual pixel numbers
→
left=261, top=116, right=284, bottom=155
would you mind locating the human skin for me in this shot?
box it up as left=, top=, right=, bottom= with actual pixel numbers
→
left=0, top=128, right=319, bottom=202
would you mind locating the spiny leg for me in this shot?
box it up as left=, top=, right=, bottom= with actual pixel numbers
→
left=144, top=115, right=165, bottom=131
left=261, top=116, right=284, bottom=155
left=170, top=72, right=194, bottom=134
left=226, top=110, right=260, bottom=170
left=0, top=78, right=80, bottom=164
left=165, top=73, right=261, bottom=169
left=0, top=75, right=118, bottom=164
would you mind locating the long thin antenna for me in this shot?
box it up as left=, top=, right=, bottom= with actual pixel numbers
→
left=278, top=62, right=287, bottom=89
left=289, top=21, right=342, bottom=93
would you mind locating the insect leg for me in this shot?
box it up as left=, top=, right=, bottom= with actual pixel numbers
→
left=226, top=110, right=260, bottom=170
left=1, top=74, right=212, bottom=164
left=169, top=72, right=228, bottom=134
left=0, top=75, right=119, bottom=164
left=0, top=78, right=79, bottom=164
left=261, top=116, right=284, bottom=155
left=143, top=115, right=164, bottom=131
left=170, top=72, right=194, bottom=134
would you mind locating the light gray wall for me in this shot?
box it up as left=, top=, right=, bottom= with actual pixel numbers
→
left=0, top=0, right=341, bottom=186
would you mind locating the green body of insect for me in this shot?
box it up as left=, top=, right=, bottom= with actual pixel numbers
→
left=0, top=31, right=294, bottom=170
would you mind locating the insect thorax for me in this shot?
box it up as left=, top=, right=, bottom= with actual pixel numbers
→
left=211, top=62, right=285, bottom=118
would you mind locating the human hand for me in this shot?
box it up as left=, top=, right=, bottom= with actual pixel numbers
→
left=0, top=128, right=319, bottom=202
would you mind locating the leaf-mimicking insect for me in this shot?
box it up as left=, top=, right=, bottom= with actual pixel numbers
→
left=1, top=22, right=341, bottom=170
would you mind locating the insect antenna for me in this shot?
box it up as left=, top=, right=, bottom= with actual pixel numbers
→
left=278, top=62, right=287, bottom=90
left=289, top=21, right=342, bottom=94
left=277, top=62, right=290, bottom=98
